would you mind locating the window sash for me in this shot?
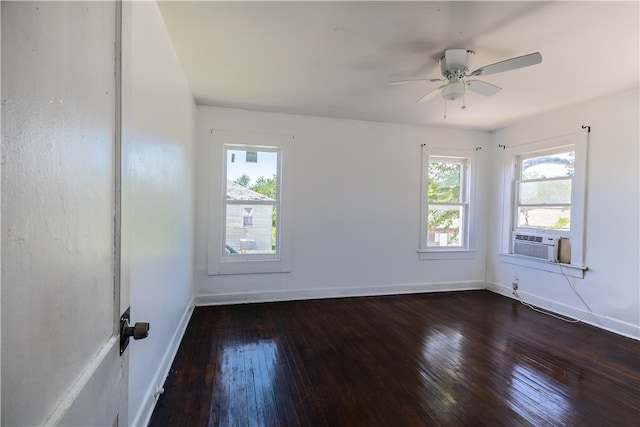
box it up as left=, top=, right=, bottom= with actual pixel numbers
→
left=427, top=203, right=466, bottom=248
left=222, top=145, right=282, bottom=261
left=427, top=158, right=465, bottom=204
left=516, top=177, right=573, bottom=206
left=514, top=146, right=575, bottom=234
left=516, top=206, right=571, bottom=230
left=422, top=153, right=471, bottom=251
left=519, top=150, right=575, bottom=180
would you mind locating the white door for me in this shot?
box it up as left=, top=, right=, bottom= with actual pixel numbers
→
left=1, top=1, right=132, bottom=425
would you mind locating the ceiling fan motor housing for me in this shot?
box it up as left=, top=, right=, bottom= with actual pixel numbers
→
left=440, top=49, right=473, bottom=77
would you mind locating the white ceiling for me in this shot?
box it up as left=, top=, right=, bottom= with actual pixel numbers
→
left=157, top=1, right=639, bottom=131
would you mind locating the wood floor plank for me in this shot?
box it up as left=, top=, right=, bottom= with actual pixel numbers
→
left=149, top=291, right=640, bottom=426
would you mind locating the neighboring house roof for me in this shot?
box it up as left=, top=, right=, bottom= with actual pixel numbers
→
left=226, top=180, right=274, bottom=201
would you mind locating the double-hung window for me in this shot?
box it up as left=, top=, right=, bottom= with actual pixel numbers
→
left=223, top=146, right=280, bottom=258
left=502, top=131, right=588, bottom=271
left=208, top=131, right=293, bottom=275
left=514, top=148, right=574, bottom=232
left=420, top=147, right=476, bottom=258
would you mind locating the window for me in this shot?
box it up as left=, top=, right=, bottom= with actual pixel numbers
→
left=420, top=147, right=476, bottom=258
left=515, top=148, right=574, bottom=233
left=427, top=157, right=467, bottom=247
left=224, top=147, right=280, bottom=257
left=208, top=131, right=293, bottom=275
left=501, top=131, right=588, bottom=269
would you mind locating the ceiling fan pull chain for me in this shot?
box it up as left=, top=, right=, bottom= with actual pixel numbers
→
left=443, top=98, right=447, bottom=119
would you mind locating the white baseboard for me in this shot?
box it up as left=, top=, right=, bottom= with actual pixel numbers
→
left=196, top=280, right=486, bottom=306
left=486, top=281, right=640, bottom=340
left=130, top=298, right=195, bottom=427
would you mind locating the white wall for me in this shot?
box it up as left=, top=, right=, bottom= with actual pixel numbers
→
left=122, top=2, right=196, bottom=425
left=196, top=107, right=489, bottom=304
left=486, top=90, right=640, bottom=339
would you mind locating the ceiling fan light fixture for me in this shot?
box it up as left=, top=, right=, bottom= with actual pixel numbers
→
left=441, top=81, right=465, bottom=101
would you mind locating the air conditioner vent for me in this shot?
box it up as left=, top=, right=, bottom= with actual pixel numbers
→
left=512, top=232, right=559, bottom=262
left=514, top=234, right=544, bottom=243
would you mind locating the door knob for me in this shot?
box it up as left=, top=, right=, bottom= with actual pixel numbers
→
left=120, top=307, right=149, bottom=355
left=123, top=321, right=149, bottom=340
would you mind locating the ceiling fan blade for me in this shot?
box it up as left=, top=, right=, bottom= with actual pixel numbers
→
left=416, top=85, right=445, bottom=104
left=389, top=78, right=444, bottom=85
left=469, top=52, right=542, bottom=77
left=466, top=80, right=502, bottom=96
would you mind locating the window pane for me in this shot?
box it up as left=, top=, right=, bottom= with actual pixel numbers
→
left=427, top=205, right=462, bottom=247
left=522, top=151, right=574, bottom=180
left=227, top=180, right=275, bottom=202
left=517, top=206, right=571, bottom=230
left=518, top=178, right=572, bottom=205
left=226, top=149, right=278, bottom=200
left=225, top=204, right=277, bottom=255
left=428, top=161, right=462, bottom=203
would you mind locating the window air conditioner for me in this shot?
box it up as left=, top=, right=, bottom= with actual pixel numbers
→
left=511, top=232, right=559, bottom=262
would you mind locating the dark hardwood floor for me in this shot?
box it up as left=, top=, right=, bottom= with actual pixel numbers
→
left=149, top=291, right=640, bottom=426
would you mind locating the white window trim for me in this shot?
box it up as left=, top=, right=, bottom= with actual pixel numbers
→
left=498, top=253, right=587, bottom=278
left=419, top=146, right=477, bottom=260
left=500, top=132, right=588, bottom=269
left=207, top=130, right=294, bottom=275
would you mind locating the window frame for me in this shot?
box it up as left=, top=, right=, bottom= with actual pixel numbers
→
left=513, top=146, right=574, bottom=236
left=501, top=132, right=588, bottom=268
left=419, top=146, right=477, bottom=259
left=222, top=144, right=281, bottom=262
left=207, top=130, right=294, bottom=275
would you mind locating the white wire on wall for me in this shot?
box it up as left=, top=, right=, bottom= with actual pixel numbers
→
left=513, top=261, right=592, bottom=324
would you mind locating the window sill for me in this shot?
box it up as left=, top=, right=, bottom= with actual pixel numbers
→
left=498, top=253, right=587, bottom=278
left=418, top=250, right=477, bottom=260
left=208, top=258, right=291, bottom=276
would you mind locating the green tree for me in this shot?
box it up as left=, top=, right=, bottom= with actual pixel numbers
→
left=427, top=161, right=461, bottom=245
left=234, top=173, right=251, bottom=188
left=250, top=175, right=277, bottom=199
left=428, top=162, right=460, bottom=203
left=552, top=215, right=570, bottom=229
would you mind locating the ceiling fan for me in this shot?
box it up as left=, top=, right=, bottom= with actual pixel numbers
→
left=390, top=49, right=542, bottom=107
